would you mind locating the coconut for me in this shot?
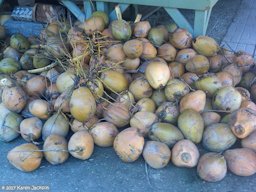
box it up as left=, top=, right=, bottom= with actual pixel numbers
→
left=149, top=123, right=184, bottom=147
left=45, top=84, right=59, bottom=100
left=0, top=104, right=23, bottom=142
left=168, top=62, right=185, bottom=78
left=42, top=113, right=69, bottom=140
left=56, top=71, right=76, bottom=93
left=29, top=99, right=52, bottom=119
left=103, top=102, right=130, bottom=128
left=151, top=89, right=167, bottom=107
left=169, top=29, right=192, bottom=49
left=82, top=16, right=105, bottom=35
left=45, top=36, right=67, bottom=59
left=241, top=131, right=256, bottom=151
left=181, top=72, right=199, bottom=86
left=140, top=39, right=157, bottom=59
left=116, top=90, right=135, bottom=108
left=90, top=122, right=119, bottom=147
left=3, top=46, right=21, bottom=61
left=157, top=43, right=177, bottom=62
left=10, top=33, right=30, bottom=52
left=101, top=70, right=128, bottom=93
left=122, top=58, right=140, bottom=70
left=0, top=58, right=20, bottom=74
left=197, top=153, right=227, bottom=182
left=68, top=130, right=94, bottom=160
left=240, top=100, right=256, bottom=111
left=92, top=11, right=109, bottom=26
left=212, top=86, right=242, bottom=112
left=2, top=86, right=27, bottom=113
left=20, top=53, right=34, bottom=70
left=148, top=27, right=165, bottom=46
left=195, top=75, right=222, bottom=97
left=178, top=109, right=204, bottom=143
left=129, top=76, right=152, bottom=100
left=133, top=21, right=151, bottom=38
left=239, top=71, right=255, bottom=89
left=111, top=8, right=131, bottom=41
left=87, top=79, right=104, bottom=100
left=175, top=48, right=196, bottom=64
left=224, top=148, right=256, bottom=176
left=235, top=52, right=254, bottom=72
left=202, top=112, right=221, bottom=127
left=143, top=141, right=171, bottom=169
left=123, top=39, right=143, bottom=59
left=164, top=79, right=190, bottom=102
left=20, top=117, right=42, bottom=142
left=209, top=55, right=223, bottom=72
left=180, top=90, right=206, bottom=113
left=229, top=108, right=256, bottom=139
left=33, top=53, right=51, bottom=69
left=70, top=87, right=96, bottom=122
left=130, top=112, right=158, bottom=136
left=7, top=143, right=43, bottom=172
left=216, top=71, right=234, bottom=87
left=165, top=23, right=178, bottom=33
left=155, top=102, right=179, bottom=123
left=222, top=64, right=242, bottom=86
left=192, top=36, right=219, bottom=57
left=25, top=75, right=49, bottom=97
left=113, top=127, right=144, bottom=162
left=185, top=55, right=210, bottom=75
left=71, top=116, right=98, bottom=132
left=106, top=43, right=126, bottom=63
left=203, top=123, right=236, bottom=152
left=54, top=91, right=70, bottom=113
left=43, top=135, right=69, bottom=165
left=135, top=98, right=156, bottom=112
left=172, top=139, right=199, bottom=168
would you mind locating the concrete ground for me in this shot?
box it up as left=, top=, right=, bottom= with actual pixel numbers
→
left=1, top=0, right=256, bottom=192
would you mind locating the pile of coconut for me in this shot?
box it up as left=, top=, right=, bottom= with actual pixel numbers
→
left=0, top=6, right=256, bottom=182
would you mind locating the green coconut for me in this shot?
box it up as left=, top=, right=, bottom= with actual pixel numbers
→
left=193, top=36, right=219, bottom=57
left=148, top=27, right=165, bottom=47
left=203, top=123, right=236, bottom=152
left=155, top=102, right=179, bottom=123
left=212, top=86, right=242, bottom=112
left=33, top=53, right=51, bottom=68
left=92, top=11, right=109, bottom=26
left=0, top=58, right=20, bottom=74
left=178, top=109, right=204, bottom=143
left=164, top=79, right=190, bottom=102
left=149, top=122, right=184, bottom=147
left=10, top=33, right=30, bottom=52
left=195, top=75, right=223, bottom=97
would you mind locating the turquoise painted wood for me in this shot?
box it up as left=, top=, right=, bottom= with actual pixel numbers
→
left=60, top=0, right=219, bottom=36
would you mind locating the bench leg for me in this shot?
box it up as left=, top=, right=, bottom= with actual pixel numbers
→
left=165, top=8, right=193, bottom=34
left=84, top=0, right=94, bottom=19
left=60, top=0, right=85, bottom=22
left=194, top=8, right=212, bottom=36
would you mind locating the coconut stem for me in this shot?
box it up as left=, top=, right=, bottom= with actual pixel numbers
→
left=115, top=5, right=123, bottom=21
left=181, top=153, right=191, bottom=163
left=134, top=14, right=142, bottom=23
left=28, top=62, right=58, bottom=73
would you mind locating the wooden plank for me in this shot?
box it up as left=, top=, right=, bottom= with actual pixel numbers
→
left=89, top=0, right=219, bottom=10
left=165, top=8, right=193, bottom=34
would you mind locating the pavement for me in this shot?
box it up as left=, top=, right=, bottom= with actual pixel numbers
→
left=1, top=0, right=256, bottom=192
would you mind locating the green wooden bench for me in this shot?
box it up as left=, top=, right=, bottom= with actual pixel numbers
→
left=60, top=0, right=219, bottom=36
